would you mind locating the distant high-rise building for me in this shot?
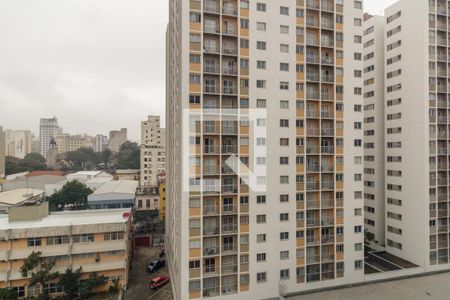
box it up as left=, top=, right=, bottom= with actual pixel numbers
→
left=108, top=128, right=127, bottom=152
left=94, top=134, right=109, bottom=152
left=39, top=117, right=61, bottom=158
left=0, top=126, right=5, bottom=178
left=4, top=130, right=33, bottom=159
left=140, top=116, right=166, bottom=187
left=166, top=0, right=365, bottom=299
left=31, top=135, right=40, bottom=154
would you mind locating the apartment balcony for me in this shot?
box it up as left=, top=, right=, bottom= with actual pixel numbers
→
left=203, top=286, right=220, bottom=298
left=222, top=243, right=238, bottom=254
left=307, top=73, right=320, bottom=81
left=321, top=128, right=334, bottom=136
left=438, top=163, right=447, bottom=170
left=437, top=100, right=447, bottom=108
left=204, top=46, right=220, bottom=54
left=321, top=0, right=334, bottom=11
left=306, top=0, right=320, bottom=9
left=203, top=245, right=220, bottom=256
left=321, top=111, right=332, bottom=118
left=204, top=226, right=220, bottom=236
left=306, top=164, right=320, bottom=172
left=438, top=224, right=448, bottom=232
left=204, top=1, right=220, bottom=13
left=204, top=64, right=220, bottom=74
left=204, top=25, right=220, bottom=34
left=221, top=263, right=238, bottom=274
left=307, top=92, right=320, bottom=100
left=204, top=85, right=220, bottom=94
left=321, top=57, right=334, bottom=65
left=306, top=146, right=320, bottom=154
left=321, top=165, right=334, bottom=172
left=438, top=148, right=447, bottom=155
left=321, top=253, right=335, bottom=262
left=437, top=53, right=448, bottom=61
left=321, top=38, right=334, bottom=48
left=321, top=199, right=334, bottom=208
left=306, top=218, right=320, bottom=227
left=222, top=126, right=237, bottom=135
left=438, top=209, right=448, bottom=217
left=336, top=197, right=343, bottom=207
left=306, top=110, right=320, bottom=118
left=222, top=145, right=238, bottom=154
left=222, top=204, right=237, bottom=214
left=222, top=185, right=237, bottom=194
left=306, top=255, right=321, bottom=264
left=321, top=20, right=334, bottom=30
left=306, top=237, right=320, bottom=246
left=306, top=182, right=320, bottom=191
left=223, top=26, right=238, bottom=36
left=222, top=86, right=237, bottom=95
left=222, top=284, right=238, bottom=295
left=204, top=145, right=218, bottom=154
left=204, top=166, right=219, bottom=175
left=307, top=128, right=320, bottom=135
left=321, top=146, right=334, bottom=154
left=223, top=66, right=238, bottom=75
left=321, top=75, right=334, bottom=83
left=222, top=2, right=238, bottom=16
left=437, top=38, right=447, bottom=46
left=204, top=205, right=220, bottom=216
left=306, top=200, right=320, bottom=209
left=306, top=38, right=320, bottom=47
left=222, top=47, right=238, bottom=56
left=306, top=55, right=320, bottom=64
left=321, top=217, right=334, bottom=226
left=321, top=181, right=334, bottom=190
left=438, top=178, right=448, bottom=186
left=204, top=264, right=219, bottom=276
left=306, top=19, right=320, bottom=27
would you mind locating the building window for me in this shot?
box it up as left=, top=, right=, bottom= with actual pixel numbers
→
left=257, top=272, right=267, bottom=282
left=280, top=269, right=290, bottom=280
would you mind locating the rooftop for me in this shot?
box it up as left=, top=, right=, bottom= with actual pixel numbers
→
left=0, top=188, right=44, bottom=206
left=91, top=180, right=138, bottom=195
left=0, top=208, right=130, bottom=230
left=66, top=171, right=112, bottom=180
left=26, top=170, right=66, bottom=177
left=289, top=271, right=450, bottom=300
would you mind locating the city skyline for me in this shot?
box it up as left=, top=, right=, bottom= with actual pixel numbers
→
left=0, top=0, right=394, bottom=141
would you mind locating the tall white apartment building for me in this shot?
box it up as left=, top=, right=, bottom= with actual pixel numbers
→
left=166, top=0, right=365, bottom=299
left=140, top=115, right=166, bottom=187
left=39, top=117, right=61, bottom=158
left=362, top=15, right=385, bottom=245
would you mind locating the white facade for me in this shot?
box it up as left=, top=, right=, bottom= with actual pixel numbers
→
left=4, top=130, right=32, bottom=159
left=94, top=134, right=109, bottom=152
left=39, top=117, right=61, bottom=158
left=140, top=115, right=166, bottom=187
left=55, top=133, right=95, bottom=154
left=166, top=1, right=365, bottom=299
left=362, top=15, right=385, bottom=245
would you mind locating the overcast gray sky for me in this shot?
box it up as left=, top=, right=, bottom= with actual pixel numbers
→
left=0, top=0, right=395, bottom=141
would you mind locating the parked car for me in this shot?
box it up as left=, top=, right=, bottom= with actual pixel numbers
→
left=149, top=275, right=170, bottom=289
left=147, top=259, right=165, bottom=273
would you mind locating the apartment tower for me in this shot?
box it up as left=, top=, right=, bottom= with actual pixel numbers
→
left=167, top=0, right=365, bottom=299
left=362, top=15, right=385, bottom=245
left=140, top=115, right=166, bottom=187
left=39, top=117, right=61, bottom=159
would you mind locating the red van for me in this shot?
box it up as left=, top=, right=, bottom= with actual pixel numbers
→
left=149, top=275, right=170, bottom=289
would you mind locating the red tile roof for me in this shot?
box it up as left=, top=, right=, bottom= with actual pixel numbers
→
left=26, top=171, right=66, bottom=177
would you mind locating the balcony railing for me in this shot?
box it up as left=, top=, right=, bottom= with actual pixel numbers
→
left=306, top=55, right=319, bottom=64
left=203, top=205, right=219, bottom=215
left=204, top=65, right=220, bottom=73
left=223, top=47, right=238, bottom=55
left=306, top=0, right=320, bottom=9
left=306, top=200, right=320, bottom=209
left=222, top=127, right=237, bottom=135
left=306, top=164, right=320, bottom=172
left=321, top=128, right=334, bottom=136
left=204, top=46, right=219, bottom=54
left=306, top=255, right=320, bottom=264
left=222, top=145, right=237, bottom=153
left=306, top=19, right=320, bottom=27
left=204, top=145, right=217, bottom=154
left=306, top=218, right=320, bottom=227
left=306, top=73, right=320, bottom=81
left=307, top=128, right=320, bottom=135
left=223, top=67, right=238, bottom=75
left=203, top=246, right=220, bottom=256
left=321, top=57, right=334, bottom=65
left=321, top=217, right=334, bottom=226
left=221, top=263, right=238, bottom=274
left=222, top=243, right=237, bottom=253
left=306, top=237, right=320, bottom=246
left=204, top=86, right=219, bottom=94
left=204, top=2, right=220, bottom=13
left=306, top=182, right=320, bottom=190
left=203, top=226, right=220, bottom=235
left=223, top=86, right=237, bottom=95
left=204, top=25, right=220, bottom=34
left=222, top=4, right=237, bottom=15
left=321, top=181, right=334, bottom=190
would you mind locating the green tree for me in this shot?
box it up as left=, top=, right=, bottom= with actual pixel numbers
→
left=0, top=288, right=18, bottom=300
left=20, top=251, right=59, bottom=300
left=63, top=148, right=99, bottom=171
left=78, top=272, right=107, bottom=299
left=5, top=153, right=48, bottom=175
left=101, top=148, right=113, bottom=167
left=57, top=267, right=82, bottom=300
left=48, top=181, right=93, bottom=211
left=116, top=141, right=140, bottom=169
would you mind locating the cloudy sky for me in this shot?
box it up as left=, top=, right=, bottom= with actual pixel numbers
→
left=0, top=0, right=395, bottom=141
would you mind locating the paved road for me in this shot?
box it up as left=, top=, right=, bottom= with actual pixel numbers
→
left=124, top=246, right=173, bottom=300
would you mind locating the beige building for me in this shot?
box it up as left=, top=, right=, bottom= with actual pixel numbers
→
left=55, top=133, right=95, bottom=154
left=109, top=128, right=128, bottom=152
left=0, top=127, right=5, bottom=179
left=0, top=198, right=131, bottom=298
left=166, top=0, right=365, bottom=299
left=140, top=116, right=166, bottom=187
left=94, top=134, right=109, bottom=153
left=4, top=130, right=32, bottom=159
